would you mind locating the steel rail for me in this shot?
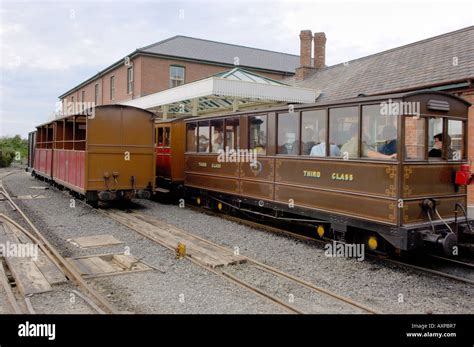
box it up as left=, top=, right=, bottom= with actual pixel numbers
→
left=190, top=205, right=474, bottom=286
left=100, top=208, right=301, bottom=314
left=0, top=183, right=118, bottom=314
left=125, top=210, right=378, bottom=313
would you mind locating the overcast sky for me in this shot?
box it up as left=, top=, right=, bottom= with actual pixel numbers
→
left=0, top=0, right=472, bottom=138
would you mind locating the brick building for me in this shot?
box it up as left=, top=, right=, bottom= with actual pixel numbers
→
left=289, top=26, right=474, bottom=214
left=58, top=35, right=300, bottom=109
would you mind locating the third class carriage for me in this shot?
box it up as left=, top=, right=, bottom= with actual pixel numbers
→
left=154, top=90, right=473, bottom=255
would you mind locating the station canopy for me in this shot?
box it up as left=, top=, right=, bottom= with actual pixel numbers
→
left=120, top=68, right=319, bottom=117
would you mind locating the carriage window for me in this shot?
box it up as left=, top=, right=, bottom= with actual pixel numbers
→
left=164, top=127, right=171, bottom=147
left=405, top=117, right=426, bottom=160
left=448, top=120, right=464, bottom=160
left=302, top=109, right=327, bottom=156
left=277, top=112, right=299, bottom=154
left=329, top=107, right=358, bottom=158
left=249, top=115, right=267, bottom=155
left=225, top=118, right=239, bottom=150
left=198, top=121, right=210, bottom=153
left=361, top=104, right=398, bottom=159
left=428, top=118, right=443, bottom=159
left=210, top=119, right=224, bottom=153
left=157, top=128, right=163, bottom=146
left=186, top=123, right=197, bottom=152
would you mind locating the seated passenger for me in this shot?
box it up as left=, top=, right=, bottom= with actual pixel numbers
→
left=429, top=133, right=454, bottom=158
left=254, top=145, right=266, bottom=155
left=279, top=144, right=289, bottom=154
left=212, top=128, right=224, bottom=151
left=429, top=133, right=443, bottom=157
left=378, top=125, right=397, bottom=155
left=310, top=128, right=340, bottom=156
left=341, top=123, right=397, bottom=159
left=296, top=128, right=316, bottom=155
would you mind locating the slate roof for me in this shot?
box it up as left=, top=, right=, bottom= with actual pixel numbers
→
left=59, top=36, right=299, bottom=98
left=289, top=26, right=474, bottom=102
left=140, top=35, right=301, bottom=73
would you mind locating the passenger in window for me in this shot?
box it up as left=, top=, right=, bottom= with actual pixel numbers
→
left=212, top=128, right=224, bottom=152
left=310, top=128, right=340, bottom=157
left=297, top=127, right=316, bottom=155
left=378, top=125, right=397, bottom=156
left=340, top=123, right=359, bottom=158
left=254, top=145, right=266, bottom=154
left=429, top=133, right=443, bottom=157
left=429, top=133, right=454, bottom=158
left=341, top=124, right=397, bottom=159
left=279, top=144, right=289, bottom=154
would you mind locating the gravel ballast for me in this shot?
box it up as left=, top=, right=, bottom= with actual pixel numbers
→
left=1, top=169, right=471, bottom=314
left=137, top=197, right=473, bottom=314
left=0, top=171, right=287, bottom=314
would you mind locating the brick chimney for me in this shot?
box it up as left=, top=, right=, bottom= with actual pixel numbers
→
left=299, top=30, right=312, bottom=67
left=313, top=32, right=326, bottom=69
left=295, top=30, right=315, bottom=81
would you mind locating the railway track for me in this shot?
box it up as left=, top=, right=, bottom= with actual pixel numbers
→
left=8, top=168, right=469, bottom=313
left=190, top=205, right=474, bottom=286
left=0, top=175, right=117, bottom=314
left=101, top=207, right=378, bottom=314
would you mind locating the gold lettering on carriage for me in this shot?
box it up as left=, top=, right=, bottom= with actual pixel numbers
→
left=198, top=162, right=207, bottom=167
left=303, top=170, right=321, bottom=178
left=211, top=163, right=221, bottom=169
left=332, top=173, right=354, bottom=181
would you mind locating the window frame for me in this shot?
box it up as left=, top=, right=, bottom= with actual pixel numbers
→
left=300, top=108, right=328, bottom=157
left=427, top=116, right=445, bottom=161
left=402, top=114, right=467, bottom=163
left=248, top=114, right=268, bottom=156
left=127, top=66, right=133, bottom=94
left=446, top=117, right=466, bottom=162
left=186, top=122, right=198, bottom=152
left=276, top=111, right=301, bottom=155
left=156, top=127, right=164, bottom=147
left=197, top=120, right=210, bottom=153
left=224, top=117, right=240, bottom=151
left=210, top=119, right=224, bottom=153
left=164, top=127, right=171, bottom=147
left=169, top=65, right=185, bottom=88
left=110, top=76, right=115, bottom=101
left=94, top=84, right=99, bottom=106
left=361, top=103, right=399, bottom=160
left=81, top=90, right=85, bottom=111
left=328, top=105, right=360, bottom=159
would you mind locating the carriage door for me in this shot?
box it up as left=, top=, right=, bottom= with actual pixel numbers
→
left=155, top=126, right=171, bottom=179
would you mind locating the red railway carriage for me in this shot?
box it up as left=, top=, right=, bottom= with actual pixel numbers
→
left=31, top=105, right=156, bottom=204
left=27, top=131, right=36, bottom=170
left=33, top=123, right=54, bottom=179
left=154, top=117, right=189, bottom=194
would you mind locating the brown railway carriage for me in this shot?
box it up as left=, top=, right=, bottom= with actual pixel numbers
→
left=31, top=105, right=155, bottom=204
left=178, top=91, right=473, bottom=254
